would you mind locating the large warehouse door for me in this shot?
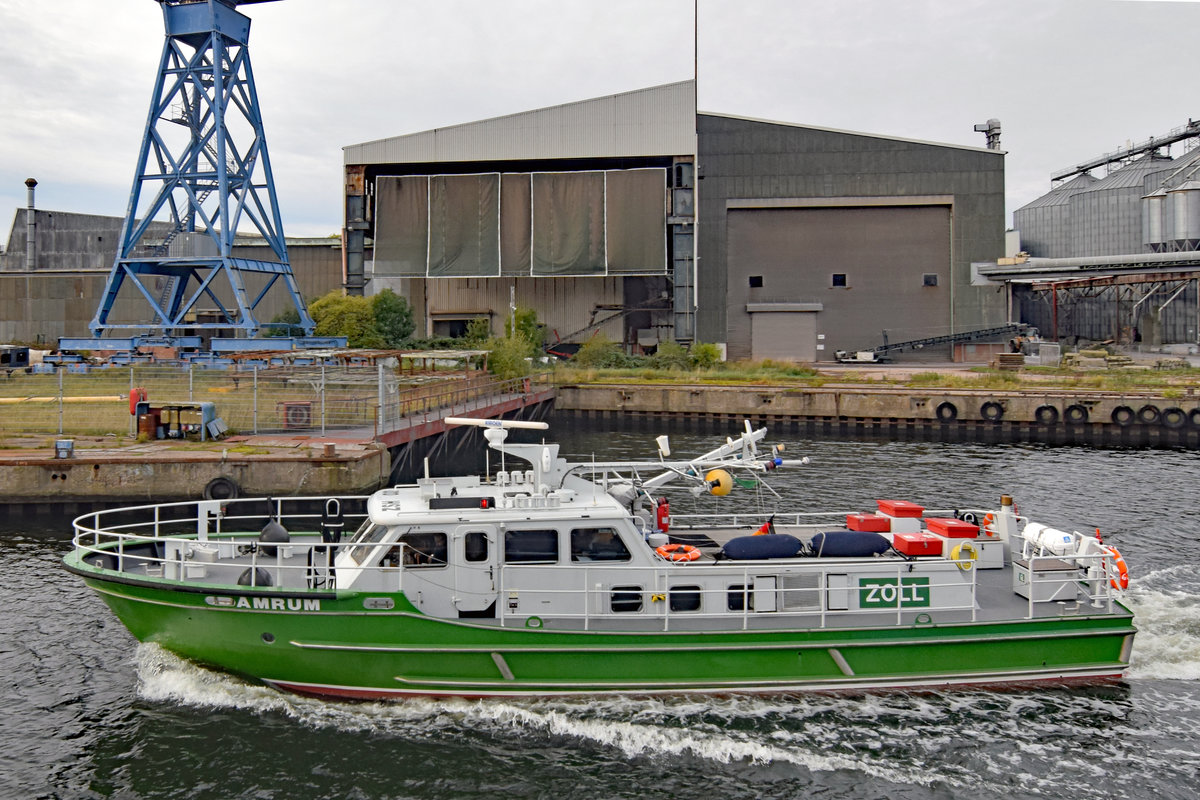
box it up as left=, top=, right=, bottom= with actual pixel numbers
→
left=727, top=205, right=951, bottom=361
left=751, top=310, right=817, bottom=362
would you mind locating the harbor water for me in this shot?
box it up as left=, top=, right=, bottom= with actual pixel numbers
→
left=3, top=424, right=1199, bottom=800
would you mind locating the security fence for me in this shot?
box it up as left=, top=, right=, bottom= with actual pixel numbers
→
left=0, top=363, right=521, bottom=439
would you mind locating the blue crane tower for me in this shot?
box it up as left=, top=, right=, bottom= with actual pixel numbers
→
left=87, top=0, right=316, bottom=344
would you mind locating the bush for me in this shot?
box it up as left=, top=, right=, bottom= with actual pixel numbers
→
left=649, top=341, right=690, bottom=371
left=462, top=318, right=492, bottom=346
left=572, top=334, right=644, bottom=368
left=370, top=289, right=415, bottom=348
left=486, top=335, right=538, bottom=380
left=309, top=293, right=384, bottom=348
left=689, top=341, right=723, bottom=369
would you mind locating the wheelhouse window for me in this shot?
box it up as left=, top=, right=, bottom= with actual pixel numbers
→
left=348, top=522, right=391, bottom=565
left=831, top=273, right=848, bottom=288
left=504, top=529, right=559, bottom=563
left=570, top=527, right=631, bottom=562
left=464, top=531, right=489, bottom=562
left=393, top=531, right=447, bottom=568
left=611, top=586, right=643, bottom=613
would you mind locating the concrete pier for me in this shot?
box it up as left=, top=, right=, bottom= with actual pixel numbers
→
left=554, top=383, right=1200, bottom=448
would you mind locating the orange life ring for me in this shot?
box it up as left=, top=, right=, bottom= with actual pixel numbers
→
left=1104, top=546, right=1129, bottom=590
left=655, top=543, right=701, bottom=562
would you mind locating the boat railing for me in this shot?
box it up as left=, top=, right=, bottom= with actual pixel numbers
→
left=492, top=560, right=979, bottom=630
left=1019, top=550, right=1122, bottom=617
left=71, top=495, right=373, bottom=584
left=668, top=507, right=993, bottom=530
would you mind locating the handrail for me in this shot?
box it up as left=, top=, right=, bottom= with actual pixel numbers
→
left=375, top=375, right=547, bottom=438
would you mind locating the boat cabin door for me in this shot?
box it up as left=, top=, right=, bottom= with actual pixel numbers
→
left=453, top=525, right=498, bottom=615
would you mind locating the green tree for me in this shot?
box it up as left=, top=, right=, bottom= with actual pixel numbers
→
left=263, top=306, right=301, bottom=337
left=309, top=292, right=385, bottom=348
left=370, top=289, right=415, bottom=348
left=462, top=317, right=492, bottom=346
left=504, top=307, right=545, bottom=347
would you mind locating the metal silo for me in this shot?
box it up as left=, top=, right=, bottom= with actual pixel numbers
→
left=1142, top=187, right=1167, bottom=252
left=1013, top=173, right=1097, bottom=258
left=1168, top=179, right=1200, bottom=250
left=1069, top=155, right=1174, bottom=256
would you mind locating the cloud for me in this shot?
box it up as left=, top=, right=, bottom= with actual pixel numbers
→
left=2, top=0, right=1197, bottom=238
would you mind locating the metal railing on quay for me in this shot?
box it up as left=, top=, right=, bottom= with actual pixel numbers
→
left=1, top=363, right=529, bottom=439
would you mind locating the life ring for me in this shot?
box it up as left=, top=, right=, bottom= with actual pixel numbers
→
left=980, top=401, right=1004, bottom=422
left=203, top=476, right=240, bottom=500
left=1034, top=405, right=1059, bottom=425
left=1161, top=407, right=1187, bottom=429
left=935, top=401, right=958, bottom=422
left=655, top=543, right=701, bottom=562
left=950, top=541, right=978, bottom=571
left=1104, top=546, right=1129, bottom=590
left=1064, top=404, right=1089, bottom=424
left=1137, top=405, right=1161, bottom=425
left=1111, top=406, right=1135, bottom=427
left=981, top=512, right=996, bottom=537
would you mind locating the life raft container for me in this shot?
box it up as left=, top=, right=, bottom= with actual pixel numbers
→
left=810, top=531, right=891, bottom=558
left=722, top=533, right=803, bottom=560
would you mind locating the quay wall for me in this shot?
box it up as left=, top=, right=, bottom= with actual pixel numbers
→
left=554, top=384, right=1200, bottom=448
left=0, top=448, right=390, bottom=505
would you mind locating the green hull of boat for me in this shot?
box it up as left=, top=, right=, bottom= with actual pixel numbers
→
left=73, top=560, right=1135, bottom=699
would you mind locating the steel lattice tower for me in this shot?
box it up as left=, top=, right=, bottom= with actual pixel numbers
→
left=90, top=0, right=314, bottom=339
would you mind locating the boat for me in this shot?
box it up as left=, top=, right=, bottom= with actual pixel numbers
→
left=65, top=417, right=1136, bottom=699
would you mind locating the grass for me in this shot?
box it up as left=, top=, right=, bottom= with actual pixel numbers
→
left=551, top=361, right=1200, bottom=393
left=5, top=358, right=1197, bottom=438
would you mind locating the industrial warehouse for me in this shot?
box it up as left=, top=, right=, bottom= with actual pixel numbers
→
left=342, top=80, right=1008, bottom=362
left=3, top=79, right=1199, bottom=359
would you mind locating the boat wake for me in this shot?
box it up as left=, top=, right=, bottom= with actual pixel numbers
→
left=1124, top=565, right=1200, bottom=681
left=129, top=562, right=1200, bottom=796
left=130, top=635, right=1198, bottom=797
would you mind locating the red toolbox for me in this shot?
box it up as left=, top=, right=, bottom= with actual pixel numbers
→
left=925, top=517, right=980, bottom=538
left=876, top=499, right=924, bottom=518
left=893, top=532, right=944, bottom=557
left=846, top=513, right=891, bottom=532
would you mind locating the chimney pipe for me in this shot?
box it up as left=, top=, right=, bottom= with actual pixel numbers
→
left=973, top=119, right=1002, bottom=150
left=24, top=178, right=37, bottom=271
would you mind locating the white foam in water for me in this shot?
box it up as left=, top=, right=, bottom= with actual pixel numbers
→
left=134, top=645, right=950, bottom=787
left=132, top=559, right=1200, bottom=794
left=1123, top=566, right=1200, bottom=681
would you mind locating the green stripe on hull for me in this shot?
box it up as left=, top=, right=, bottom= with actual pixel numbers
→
left=84, top=574, right=1135, bottom=698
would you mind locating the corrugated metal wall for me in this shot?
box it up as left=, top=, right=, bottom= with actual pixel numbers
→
left=1015, top=157, right=1182, bottom=258
left=1012, top=174, right=1098, bottom=258
left=696, top=114, right=1006, bottom=358
left=0, top=233, right=344, bottom=343
left=415, top=276, right=630, bottom=343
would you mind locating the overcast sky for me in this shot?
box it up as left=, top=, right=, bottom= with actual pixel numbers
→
left=2, top=0, right=1197, bottom=241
